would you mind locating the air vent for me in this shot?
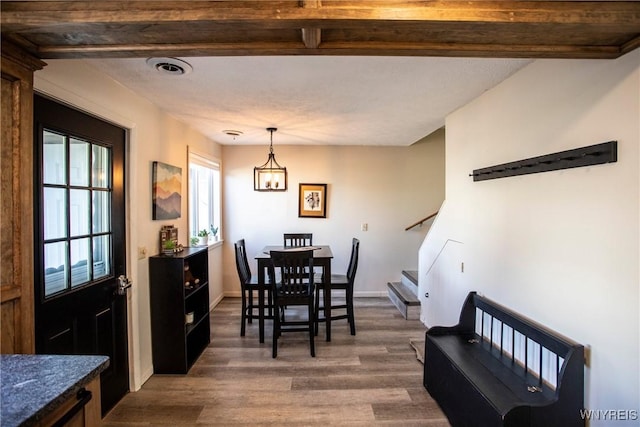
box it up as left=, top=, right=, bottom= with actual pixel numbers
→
left=146, top=57, right=193, bottom=76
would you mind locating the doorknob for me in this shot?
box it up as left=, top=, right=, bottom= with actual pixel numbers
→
left=116, top=275, right=132, bottom=296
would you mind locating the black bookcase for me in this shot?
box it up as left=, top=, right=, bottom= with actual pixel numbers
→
left=149, top=247, right=210, bottom=374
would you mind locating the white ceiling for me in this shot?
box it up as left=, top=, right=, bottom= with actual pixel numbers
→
left=84, top=56, right=531, bottom=146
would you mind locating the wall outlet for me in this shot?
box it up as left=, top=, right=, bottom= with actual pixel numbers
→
left=138, top=246, right=147, bottom=260
left=361, top=223, right=368, bottom=231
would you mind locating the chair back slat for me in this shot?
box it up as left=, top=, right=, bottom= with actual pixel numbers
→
left=283, top=233, right=313, bottom=247
left=270, top=250, right=314, bottom=297
left=346, top=238, right=360, bottom=284
left=234, top=239, right=251, bottom=286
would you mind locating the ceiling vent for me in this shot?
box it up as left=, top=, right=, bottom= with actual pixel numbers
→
left=146, top=57, right=193, bottom=76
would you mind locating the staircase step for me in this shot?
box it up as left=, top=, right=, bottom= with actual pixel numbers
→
left=401, top=270, right=419, bottom=288
left=387, top=281, right=420, bottom=320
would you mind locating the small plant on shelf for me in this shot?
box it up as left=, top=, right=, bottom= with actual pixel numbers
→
left=210, top=225, right=219, bottom=241
left=162, top=239, right=176, bottom=255
left=197, top=229, right=210, bottom=246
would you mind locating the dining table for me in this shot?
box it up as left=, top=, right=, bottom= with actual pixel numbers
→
left=255, top=245, right=334, bottom=343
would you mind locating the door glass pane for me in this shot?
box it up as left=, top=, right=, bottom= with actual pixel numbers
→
left=70, top=238, right=91, bottom=287
left=70, top=138, right=89, bottom=186
left=92, top=144, right=110, bottom=188
left=43, top=188, right=67, bottom=240
left=41, top=132, right=115, bottom=298
left=92, top=190, right=111, bottom=233
left=93, top=235, right=111, bottom=280
left=43, top=130, right=66, bottom=185
left=70, top=189, right=90, bottom=237
left=44, top=241, right=68, bottom=296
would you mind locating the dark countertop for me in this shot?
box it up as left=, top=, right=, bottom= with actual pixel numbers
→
left=1, top=354, right=110, bottom=427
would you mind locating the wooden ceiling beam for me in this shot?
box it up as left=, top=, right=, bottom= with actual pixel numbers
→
left=621, top=34, right=640, bottom=55
left=29, top=40, right=622, bottom=60
left=301, top=0, right=322, bottom=49
left=2, top=1, right=640, bottom=28
left=1, top=1, right=638, bottom=59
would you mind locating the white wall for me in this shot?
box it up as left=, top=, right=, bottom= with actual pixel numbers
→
left=34, top=60, right=224, bottom=391
left=420, top=51, right=639, bottom=424
left=222, top=130, right=445, bottom=297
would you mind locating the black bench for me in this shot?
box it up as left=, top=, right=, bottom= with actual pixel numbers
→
left=424, top=291, right=584, bottom=427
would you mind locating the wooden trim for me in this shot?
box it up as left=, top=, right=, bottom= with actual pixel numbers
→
left=0, top=285, right=21, bottom=303
left=3, top=1, right=639, bottom=26
left=621, top=34, right=640, bottom=55
left=1, top=40, right=47, bottom=72
left=31, top=40, right=623, bottom=60
left=1, top=40, right=42, bottom=354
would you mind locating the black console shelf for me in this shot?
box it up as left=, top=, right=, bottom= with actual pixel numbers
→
left=149, top=247, right=210, bottom=374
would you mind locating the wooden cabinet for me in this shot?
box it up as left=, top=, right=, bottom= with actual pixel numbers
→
left=37, top=376, right=101, bottom=427
left=1, top=354, right=108, bottom=426
left=0, top=41, right=45, bottom=354
left=149, top=247, right=210, bottom=374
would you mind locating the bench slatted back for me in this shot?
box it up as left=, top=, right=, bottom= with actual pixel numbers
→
left=455, top=292, right=583, bottom=393
left=474, top=294, right=579, bottom=357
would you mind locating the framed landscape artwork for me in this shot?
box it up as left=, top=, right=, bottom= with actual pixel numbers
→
left=298, top=183, right=327, bottom=218
left=152, top=161, right=182, bottom=220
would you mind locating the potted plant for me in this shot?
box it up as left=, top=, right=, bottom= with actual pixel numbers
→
left=189, top=236, right=199, bottom=247
left=162, top=239, right=176, bottom=255
left=197, top=229, right=210, bottom=246
left=210, top=225, right=219, bottom=241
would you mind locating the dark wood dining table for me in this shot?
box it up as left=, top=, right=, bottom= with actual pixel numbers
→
left=255, top=245, right=333, bottom=343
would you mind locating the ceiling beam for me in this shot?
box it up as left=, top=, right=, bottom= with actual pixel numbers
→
left=1, top=1, right=638, bottom=60
left=3, top=1, right=640, bottom=27
left=28, top=40, right=621, bottom=60
left=301, top=0, right=322, bottom=48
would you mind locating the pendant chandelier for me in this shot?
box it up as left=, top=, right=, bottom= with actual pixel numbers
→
left=254, top=127, right=287, bottom=191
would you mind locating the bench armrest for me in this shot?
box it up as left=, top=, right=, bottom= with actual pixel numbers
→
left=426, top=291, right=478, bottom=337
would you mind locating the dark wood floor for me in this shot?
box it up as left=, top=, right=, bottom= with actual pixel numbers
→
left=103, top=297, right=449, bottom=426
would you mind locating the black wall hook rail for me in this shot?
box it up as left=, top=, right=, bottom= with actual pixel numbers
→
left=470, top=141, right=617, bottom=182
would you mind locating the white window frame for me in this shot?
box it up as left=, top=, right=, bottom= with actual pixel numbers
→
left=188, top=148, right=221, bottom=244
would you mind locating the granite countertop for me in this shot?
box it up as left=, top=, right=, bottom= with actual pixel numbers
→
left=1, top=354, right=110, bottom=427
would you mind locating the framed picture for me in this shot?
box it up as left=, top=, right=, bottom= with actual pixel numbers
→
left=159, top=225, right=178, bottom=253
left=152, top=161, right=182, bottom=220
left=298, top=183, right=327, bottom=218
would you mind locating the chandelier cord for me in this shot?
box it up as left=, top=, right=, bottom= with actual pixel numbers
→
left=269, top=129, right=274, bottom=155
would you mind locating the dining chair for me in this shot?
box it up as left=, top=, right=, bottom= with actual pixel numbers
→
left=283, top=233, right=313, bottom=247
left=269, top=249, right=316, bottom=358
left=315, top=238, right=360, bottom=336
left=234, top=239, right=273, bottom=336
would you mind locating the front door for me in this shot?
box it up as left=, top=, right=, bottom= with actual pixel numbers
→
left=33, top=94, right=129, bottom=414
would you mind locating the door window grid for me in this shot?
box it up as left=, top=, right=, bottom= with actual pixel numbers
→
left=42, top=129, right=113, bottom=297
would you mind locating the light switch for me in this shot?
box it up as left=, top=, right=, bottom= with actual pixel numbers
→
left=361, top=223, right=368, bottom=231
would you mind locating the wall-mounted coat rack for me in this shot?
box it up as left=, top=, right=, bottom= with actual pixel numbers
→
left=470, top=141, right=617, bottom=182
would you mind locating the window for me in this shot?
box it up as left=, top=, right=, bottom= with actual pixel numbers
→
left=188, top=149, right=221, bottom=242
left=42, top=129, right=113, bottom=297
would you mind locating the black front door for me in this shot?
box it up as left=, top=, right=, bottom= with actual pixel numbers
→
left=33, top=94, right=129, bottom=414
